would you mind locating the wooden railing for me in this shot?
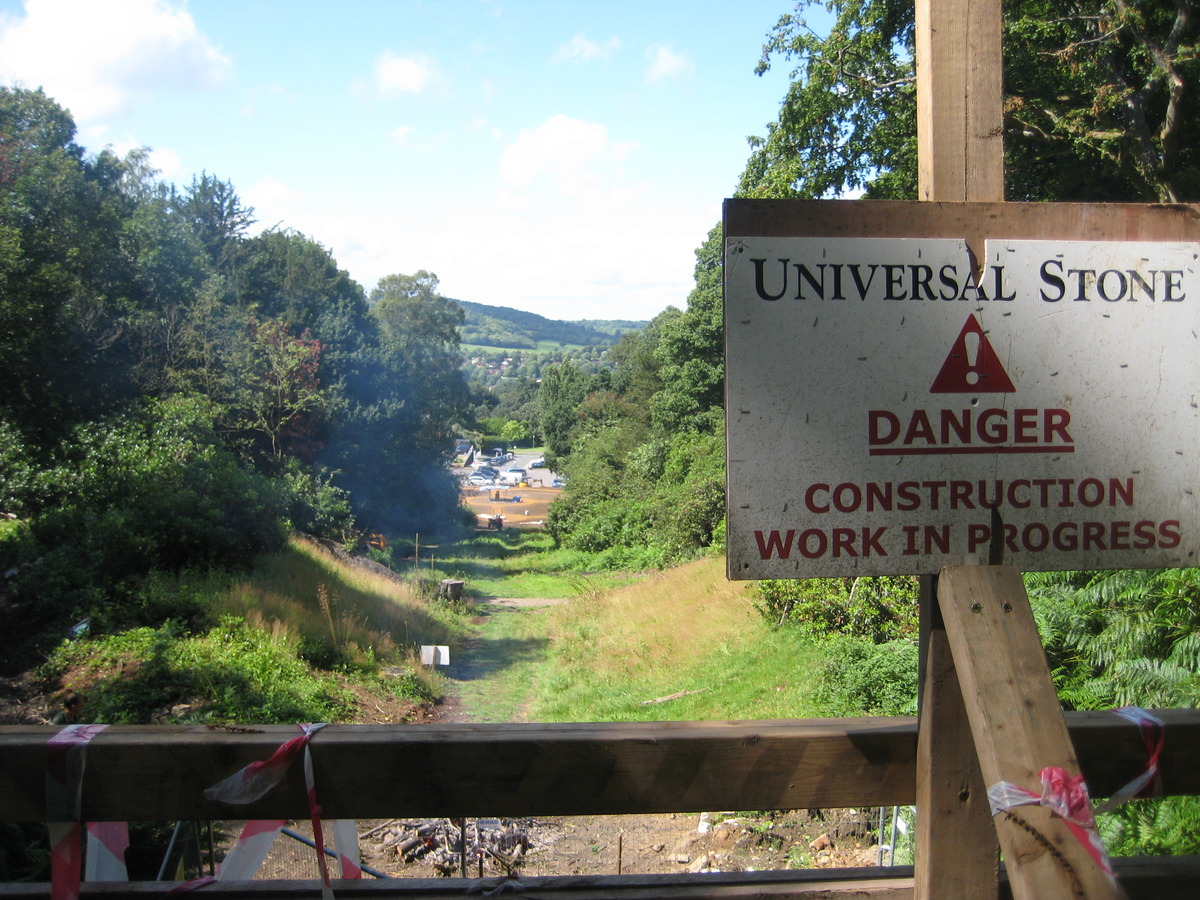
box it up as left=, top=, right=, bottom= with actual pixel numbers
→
left=3, top=711, right=1200, bottom=897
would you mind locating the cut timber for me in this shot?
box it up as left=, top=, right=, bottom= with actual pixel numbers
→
left=915, top=0, right=1004, bottom=201
left=938, top=565, right=1127, bottom=900
left=915, top=576, right=997, bottom=900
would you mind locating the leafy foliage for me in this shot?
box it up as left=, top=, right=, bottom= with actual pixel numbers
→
left=813, top=636, right=919, bottom=716
left=40, top=618, right=354, bottom=724
left=755, top=576, right=919, bottom=642
left=0, top=86, right=481, bottom=671
left=1026, top=568, right=1200, bottom=709
left=743, top=1, right=1200, bottom=202
left=1025, top=568, right=1200, bottom=857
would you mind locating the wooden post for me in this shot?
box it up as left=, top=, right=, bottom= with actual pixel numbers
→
left=939, top=566, right=1128, bottom=899
left=916, top=0, right=1003, bottom=897
left=913, top=1, right=1005, bottom=897
left=915, top=577, right=997, bottom=898
left=916, top=0, right=1005, bottom=201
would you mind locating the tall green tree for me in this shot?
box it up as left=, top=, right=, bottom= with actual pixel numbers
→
left=651, top=227, right=725, bottom=433
left=369, top=270, right=471, bottom=458
left=226, top=318, right=326, bottom=462
left=742, top=0, right=1199, bottom=202
left=0, top=88, right=140, bottom=441
left=537, top=361, right=591, bottom=461
left=177, top=172, right=254, bottom=279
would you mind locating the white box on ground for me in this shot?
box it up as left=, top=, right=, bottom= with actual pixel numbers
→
left=420, top=645, right=450, bottom=666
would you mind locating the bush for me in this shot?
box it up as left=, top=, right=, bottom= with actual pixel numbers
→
left=0, top=420, right=38, bottom=516
left=6, top=398, right=290, bottom=661
left=815, top=636, right=919, bottom=716
left=755, top=576, right=919, bottom=642
left=42, top=617, right=354, bottom=724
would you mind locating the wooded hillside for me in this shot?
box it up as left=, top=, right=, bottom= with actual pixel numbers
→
left=456, top=299, right=644, bottom=350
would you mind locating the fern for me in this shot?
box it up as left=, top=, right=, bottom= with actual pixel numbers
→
left=1025, top=569, right=1200, bottom=857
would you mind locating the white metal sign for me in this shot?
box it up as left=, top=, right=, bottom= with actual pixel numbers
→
left=725, top=237, right=1200, bottom=578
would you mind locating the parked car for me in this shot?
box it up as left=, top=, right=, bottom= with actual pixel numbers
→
left=501, top=468, right=527, bottom=485
left=529, top=457, right=546, bottom=468
left=476, top=466, right=499, bottom=479
left=551, top=478, right=566, bottom=488
left=467, top=474, right=492, bottom=486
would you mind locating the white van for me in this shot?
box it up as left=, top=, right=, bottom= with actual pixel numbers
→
left=500, top=468, right=527, bottom=486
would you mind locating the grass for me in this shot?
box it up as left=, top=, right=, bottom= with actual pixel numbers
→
left=449, top=601, right=554, bottom=723
left=216, top=535, right=466, bottom=663
left=454, top=555, right=831, bottom=724
left=39, top=535, right=473, bottom=725
left=411, top=530, right=636, bottom=599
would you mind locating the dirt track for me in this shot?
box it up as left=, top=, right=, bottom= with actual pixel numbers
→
left=460, top=483, right=560, bottom=529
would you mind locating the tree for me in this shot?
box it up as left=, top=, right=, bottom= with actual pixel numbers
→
left=500, top=418, right=530, bottom=448
left=742, top=1, right=1199, bottom=203
left=651, top=228, right=724, bottom=433
left=227, top=318, right=325, bottom=462
left=177, top=173, right=254, bottom=278
left=368, top=270, right=471, bottom=458
left=537, top=361, right=590, bottom=461
left=0, top=88, right=141, bottom=441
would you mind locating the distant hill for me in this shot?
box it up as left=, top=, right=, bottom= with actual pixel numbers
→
left=455, top=299, right=645, bottom=350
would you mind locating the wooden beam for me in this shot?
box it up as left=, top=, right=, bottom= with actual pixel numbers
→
left=723, top=199, right=1200, bottom=245
left=915, top=0, right=1005, bottom=201
left=0, top=718, right=918, bottom=822
left=915, top=578, right=997, bottom=899
left=938, top=566, right=1126, bottom=900
left=2, top=712, right=1197, bottom=822
left=2, top=857, right=1200, bottom=899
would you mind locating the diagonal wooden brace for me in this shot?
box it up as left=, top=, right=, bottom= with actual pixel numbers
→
left=938, top=565, right=1128, bottom=900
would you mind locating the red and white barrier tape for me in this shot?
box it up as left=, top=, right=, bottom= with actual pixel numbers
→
left=217, top=820, right=287, bottom=880
left=204, top=724, right=359, bottom=895
left=988, top=765, right=1113, bottom=880
left=1093, top=706, right=1164, bottom=815
left=84, top=821, right=130, bottom=882
left=46, top=724, right=109, bottom=900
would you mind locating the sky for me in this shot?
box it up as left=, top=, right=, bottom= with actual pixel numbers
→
left=0, top=0, right=814, bottom=322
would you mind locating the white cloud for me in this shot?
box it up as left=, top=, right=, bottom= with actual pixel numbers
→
left=0, top=0, right=230, bottom=123
left=391, top=125, right=414, bottom=143
left=374, top=51, right=430, bottom=96
left=645, top=44, right=694, bottom=84
left=245, top=175, right=303, bottom=229
left=500, top=114, right=636, bottom=194
left=551, top=33, right=620, bottom=65
left=147, top=146, right=182, bottom=180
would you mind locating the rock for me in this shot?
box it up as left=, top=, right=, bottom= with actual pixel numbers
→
left=809, top=833, right=832, bottom=852
left=688, top=853, right=710, bottom=873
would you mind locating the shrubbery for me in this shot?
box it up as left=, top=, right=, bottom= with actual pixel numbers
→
left=3, top=398, right=298, bottom=664
left=40, top=617, right=356, bottom=724
left=814, top=636, right=920, bottom=717
left=754, top=576, right=919, bottom=642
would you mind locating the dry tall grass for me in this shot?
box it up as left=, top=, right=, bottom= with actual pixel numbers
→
left=547, top=556, right=760, bottom=681
left=215, top=535, right=466, bottom=666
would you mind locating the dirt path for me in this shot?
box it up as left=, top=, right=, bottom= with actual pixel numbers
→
left=435, top=596, right=564, bottom=724
left=360, top=594, right=883, bottom=879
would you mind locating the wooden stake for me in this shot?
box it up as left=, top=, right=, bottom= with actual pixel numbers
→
left=939, top=566, right=1128, bottom=900
left=916, top=0, right=1005, bottom=201
left=913, top=2, right=1005, bottom=897
left=915, top=576, right=997, bottom=899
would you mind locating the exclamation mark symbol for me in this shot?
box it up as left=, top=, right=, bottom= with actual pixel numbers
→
left=964, top=330, right=980, bottom=385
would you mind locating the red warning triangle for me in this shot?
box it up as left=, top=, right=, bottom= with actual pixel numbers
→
left=930, top=314, right=1015, bottom=393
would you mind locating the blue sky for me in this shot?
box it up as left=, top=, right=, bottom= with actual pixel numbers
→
left=0, top=0, right=812, bottom=321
